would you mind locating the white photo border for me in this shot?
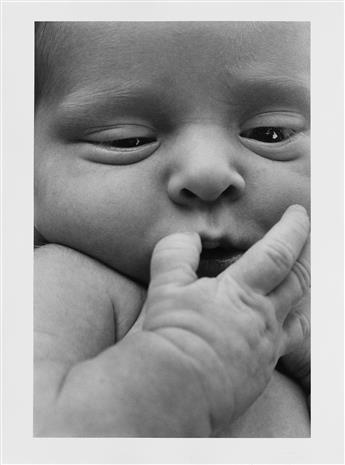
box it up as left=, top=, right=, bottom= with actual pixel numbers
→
left=2, top=1, right=344, bottom=464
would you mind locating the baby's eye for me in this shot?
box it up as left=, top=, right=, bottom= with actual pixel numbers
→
left=95, top=136, right=157, bottom=149
left=240, top=127, right=296, bottom=143
left=81, top=125, right=160, bottom=164
left=238, top=112, right=308, bottom=161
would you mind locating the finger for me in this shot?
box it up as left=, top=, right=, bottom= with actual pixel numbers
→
left=150, top=232, right=202, bottom=287
left=223, top=205, right=310, bottom=295
left=126, top=304, right=147, bottom=336
left=269, top=240, right=310, bottom=320
left=280, top=307, right=311, bottom=355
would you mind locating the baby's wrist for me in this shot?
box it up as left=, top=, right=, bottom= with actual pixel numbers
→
left=116, top=331, right=213, bottom=436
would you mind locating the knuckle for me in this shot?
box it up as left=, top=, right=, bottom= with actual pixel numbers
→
left=261, top=338, right=277, bottom=365
left=263, top=302, right=279, bottom=334
left=153, top=242, right=177, bottom=258
left=223, top=278, right=258, bottom=312
left=237, top=293, right=278, bottom=339
left=252, top=335, right=277, bottom=372
left=291, top=257, right=311, bottom=296
left=294, top=308, right=311, bottom=339
left=155, top=234, right=200, bottom=253
left=257, top=304, right=279, bottom=339
left=224, top=280, right=279, bottom=334
left=153, top=242, right=199, bottom=263
left=299, top=313, right=311, bottom=339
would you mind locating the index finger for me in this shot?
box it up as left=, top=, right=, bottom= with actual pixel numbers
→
left=222, top=205, right=310, bottom=294
left=150, top=232, right=202, bottom=287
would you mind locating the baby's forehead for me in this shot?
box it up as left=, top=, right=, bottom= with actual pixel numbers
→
left=58, top=21, right=308, bottom=55
left=38, top=21, right=309, bottom=108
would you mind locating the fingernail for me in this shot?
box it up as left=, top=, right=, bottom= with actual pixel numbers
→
left=287, top=205, right=308, bottom=216
left=184, top=232, right=200, bottom=239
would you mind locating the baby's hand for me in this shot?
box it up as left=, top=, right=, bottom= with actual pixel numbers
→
left=276, top=236, right=310, bottom=401
left=37, top=205, right=310, bottom=437
left=278, top=291, right=310, bottom=397
left=142, top=205, right=310, bottom=431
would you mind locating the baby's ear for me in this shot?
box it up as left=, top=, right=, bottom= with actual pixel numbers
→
left=34, top=227, right=48, bottom=247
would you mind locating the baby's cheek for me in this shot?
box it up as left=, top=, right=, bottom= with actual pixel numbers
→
left=254, top=173, right=310, bottom=231
left=34, top=174, right=84, bottom=245
left=34, top=173, right=59, bottom=238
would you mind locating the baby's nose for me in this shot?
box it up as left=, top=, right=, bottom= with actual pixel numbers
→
left=167, top=129, right=246, bottom=206
left=168, top=166, right=245, bottom=204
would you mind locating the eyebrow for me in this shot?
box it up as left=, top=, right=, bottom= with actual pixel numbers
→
left=55, top=73, right=310, bottom=134
left=56, top=80, right=170, bottom=128
left=60, top=80, right=150, bottom=108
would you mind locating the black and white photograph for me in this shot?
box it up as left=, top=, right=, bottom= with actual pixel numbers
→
left=1, top=1, right=344, bottom=464
left=34, top=19, right=311, bottom=438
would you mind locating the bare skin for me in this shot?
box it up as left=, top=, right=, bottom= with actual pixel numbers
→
left=34, top=22, right=311, bottom=436
left=35, top=207, right=310, bottom=437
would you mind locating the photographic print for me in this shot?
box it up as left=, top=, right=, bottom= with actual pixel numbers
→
left=2, top=1, right=344, bottom=464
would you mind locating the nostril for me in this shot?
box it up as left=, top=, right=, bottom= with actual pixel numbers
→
left=180, top=185, right=239, bottom=203
left=168, top=169, right=246, bottom=205
left=223, top=184, right=240, bottom=199
left=181, top=188, right=197, bottom=200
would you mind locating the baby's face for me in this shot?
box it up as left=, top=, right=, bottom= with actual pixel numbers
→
left=35, top=22, right=310, bottom=283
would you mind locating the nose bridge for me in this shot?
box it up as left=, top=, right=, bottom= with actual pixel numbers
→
left=167, top=124, right=245, bottom=204
left=183, top=123, right=234, bottom=166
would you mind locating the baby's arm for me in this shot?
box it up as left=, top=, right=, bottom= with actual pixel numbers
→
left=34, top=244, right=146, bottom=431
left=35, top=247, right=309, bottom=437
left=35, top=206, right=310, bottom=437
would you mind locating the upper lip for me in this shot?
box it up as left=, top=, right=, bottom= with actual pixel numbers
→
left=199, top=233, right=249, bottom=252
left=197, top=233, right=249, bottom=276
left=201, top=238, right=222, bottom=249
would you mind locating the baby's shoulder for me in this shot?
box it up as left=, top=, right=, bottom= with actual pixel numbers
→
left=35, top=244, right=146, bottom=344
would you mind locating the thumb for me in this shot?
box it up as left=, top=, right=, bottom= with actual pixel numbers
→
left=126, top=302, right=147, bottom=336
left=150, top=232, right=201, bottom=287
left=223, top=205, right=309, bottom=296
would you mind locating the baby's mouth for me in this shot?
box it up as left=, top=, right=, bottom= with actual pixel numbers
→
left=197, top=245, right=245, bottom=278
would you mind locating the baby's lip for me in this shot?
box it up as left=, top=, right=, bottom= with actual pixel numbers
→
left=198, top=249, right=244, bottom=278
left=200, top=246, right=244, bottom=260
left=200, top=233, right=249, bottom=253
left=197, top=235, right=248, bottom=277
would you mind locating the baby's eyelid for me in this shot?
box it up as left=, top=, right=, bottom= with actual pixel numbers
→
left=81, top=131, right=160, bottom=164
left=84, top=123, right=157, bottom=139
left=99, top=136, right=157, bottom=149
left=240, top=113, right=307, bottom=132
left=239, top=127, right=297, bottom=144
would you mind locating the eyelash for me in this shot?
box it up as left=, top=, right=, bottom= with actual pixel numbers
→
left=94, top=127, right=295, bottom=149
left=85, top=122, right=301, bottom=162
left=240, top=127, right=296, bottom=143
left=95, top=136, right=157, bottom=149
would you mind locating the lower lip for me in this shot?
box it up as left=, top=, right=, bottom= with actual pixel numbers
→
left=197, top=251, right=244, bottom=278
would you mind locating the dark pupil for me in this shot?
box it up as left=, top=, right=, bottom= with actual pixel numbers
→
left=113, top=137, right=156, bottom=148
left=249, top=127, right=284, bottom=143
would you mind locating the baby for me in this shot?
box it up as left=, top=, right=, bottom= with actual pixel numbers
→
left=34, top=21, right=311, bottom=437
